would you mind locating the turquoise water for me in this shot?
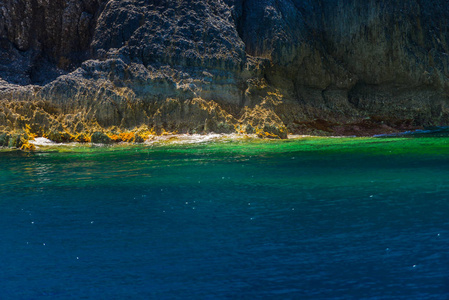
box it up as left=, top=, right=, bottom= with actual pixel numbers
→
left=1, top=137, right=449, bottom=299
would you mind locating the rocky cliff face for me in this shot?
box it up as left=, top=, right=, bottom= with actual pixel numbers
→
left=1, top=0, right=448, bottom=143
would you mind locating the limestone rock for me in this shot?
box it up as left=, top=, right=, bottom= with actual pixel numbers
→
left=0, top=0, right=448, bottom=140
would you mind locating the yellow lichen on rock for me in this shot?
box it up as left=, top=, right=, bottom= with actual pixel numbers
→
left=108, top=134, right=121, bottom=143
left=239, top=103, right=288, bottom=139
left=20, top=142, right=36, bottom=151
left=75, top=133, right=91, bottom=143
left=119, top=132, right=135, bottom=142
left=0, top=95, right=290, bottom=146
left=255, top=127, right=283, bottom=139
left=134, top=125, right=155, bottom=141
left=24, top=124, right=38, bottom=140
left=44, top=130, right=74, bottom=143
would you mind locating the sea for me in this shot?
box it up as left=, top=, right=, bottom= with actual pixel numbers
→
left=1, top=135, right=449, bottom=299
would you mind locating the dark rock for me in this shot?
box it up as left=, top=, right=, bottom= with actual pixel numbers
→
left=75, top=133, right=90, bottom=143
left=0, top=0, right=103, bottom=83
left=90, top=131, right=112, bottom=144
left=0, top=132, right=10, bottom=146
left=46, top=130, right=73, bottom=143
left=133, top=134, right=145, bottom=143
left=8, top=133, right=28, bottom=148
left=0, top=0, right=449, bottom=137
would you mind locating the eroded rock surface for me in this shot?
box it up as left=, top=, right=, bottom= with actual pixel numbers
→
left=1, top=0, right=449, bottom=144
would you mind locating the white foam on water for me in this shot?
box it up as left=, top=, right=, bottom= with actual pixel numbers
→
left=29, top=137, right=74, bottom=147
left=288, top=135, right=314, bottom=139
left=145, top=133, right=257, bottom=145
left=29, top=137, right=55, bottom=146
left=23, top=132, right=299, bottom=149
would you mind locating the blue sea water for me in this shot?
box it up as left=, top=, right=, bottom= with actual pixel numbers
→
left=1, top=137, right=449, bottom=299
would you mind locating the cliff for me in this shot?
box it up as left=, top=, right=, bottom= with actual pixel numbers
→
left=1, top=0, right=449, bottom=144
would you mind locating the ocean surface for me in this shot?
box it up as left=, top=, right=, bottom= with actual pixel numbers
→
left=1, top=136, right=449, bottom=299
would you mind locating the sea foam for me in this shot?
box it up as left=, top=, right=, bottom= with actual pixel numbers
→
left=145, top=133, right=254, bottom=145
left=29, top=137, right=56, bottom=146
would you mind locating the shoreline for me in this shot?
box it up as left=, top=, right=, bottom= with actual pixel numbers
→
left=2, top=126, right=448, bottom=152
left=0, top=133, right=350, bottom=152
left=0, top=131, right=426, bottom=152
left=1, top=130, right=448, bottom=157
